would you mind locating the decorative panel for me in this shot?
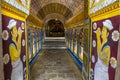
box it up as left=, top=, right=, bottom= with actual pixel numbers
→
left=4, top=0, right=31, bottom=14
left=28, top=29, right=33, bottom=61
left=89, top=0, right=117, bottom=14
left=83, top=26, right=90, bottom=80
left=78, top=28, right=84, bottom=61
left=91, top=15, right=120, bottom=80
left=2, top=15, right=26, bottom=80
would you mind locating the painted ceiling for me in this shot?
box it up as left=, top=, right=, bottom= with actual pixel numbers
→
left=30, top=0, right=84, bottom=23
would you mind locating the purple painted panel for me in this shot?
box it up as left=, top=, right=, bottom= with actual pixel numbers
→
left=91, top=15, right=120, bottom=80
left=2, top=15, right=26, bottom=80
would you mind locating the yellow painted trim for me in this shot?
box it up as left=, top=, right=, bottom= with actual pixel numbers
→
left=66, top=11, right=84, bottom=27
left=2, top=2, right=29, bottom=80
left=1, top=2, right=28, bottom=21
left=28, top=14, right=43, bottom=29
left=2, top=9, right=26, bottom=21
left=90, top=2, right=120, bottom=22
left=92, top=8, right=120, bottom=22
left=66, top=23, right=84, bottom=29
left=90, top=0, right=104, bottom=9
left=89, top=21, right=92, bottom=80
left=16, top=0, right=31, bottom=10
left=28, top=23, right=42, bottom=30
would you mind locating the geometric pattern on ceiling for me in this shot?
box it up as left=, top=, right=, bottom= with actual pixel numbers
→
left=37, top=3, right=73, bottom=20
left=30, top=0, right=84, bottom=21
left=43, top=13, right=65, bottom=25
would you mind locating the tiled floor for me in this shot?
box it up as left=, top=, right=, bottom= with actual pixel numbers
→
left=30, top=49, right=82, bottom=80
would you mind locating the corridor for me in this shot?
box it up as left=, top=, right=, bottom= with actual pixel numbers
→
left=30, top=49, right=82, bottom=80
left=0, top=0, right=120, bottom=80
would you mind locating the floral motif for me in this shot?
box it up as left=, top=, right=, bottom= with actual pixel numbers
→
left=90, top=0, right=117, bottom=14
left=112, top=30, right=119, bottom=41
left=93, top=23, right=97, bottom=30
left=24, top=68, right=26, bottom=79
left=22, top=39, right=25, bottom=46
left=2, top=30, right=9, bottom=40
left=21, top=22, right=25, bottom=30
left=23, top=55, right=26, bottom=62
left=92, top=55, right=95, bottom=63
left=110, top=57, right=117, bottom=69
left=93, top=40, right=96, bottom=47
left=3, top=53, right=9, bottom=64
left=90, top=68, right=94, bottom=80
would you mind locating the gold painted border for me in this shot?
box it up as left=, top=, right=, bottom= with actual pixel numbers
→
left=90, top=0, right=104, bottom=9
left=1, top=1, right=29, bottom=80
left=1, top=2, right=28, bottom=21
left=28, top=14, right=43, bottom=29
left=90, top=2, right=120, bottom=22
left=89, top=2, right=120, bottom=80
left=16, top=0, right=31, bottom=10
left=66, top=12, right=84, bottom=28
left=89, top=20, right=92, bottom=80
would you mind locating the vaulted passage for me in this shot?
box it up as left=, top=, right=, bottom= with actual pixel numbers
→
left=0, top=0, right=120, bottom=80
left=45, top=19, right=65, bottom=37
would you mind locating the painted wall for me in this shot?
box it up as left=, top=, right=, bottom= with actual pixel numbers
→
left=91, top=15, right=120, bottom=80
left=28, top=29, right=33, bottom=61
left=89, top=0, right=117, bottom=14
left=4, top=0, right=30, bottom=14
left=2, top=15, right=26, bottom=80
left=28, top=27, right=43, bottom=63
left=83, top=25, right=90, bottom=80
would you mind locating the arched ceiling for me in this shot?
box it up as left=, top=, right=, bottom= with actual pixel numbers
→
left=30, top=0, right=84, bottom=24
left=44, top=13, right=65, bottom=25
left=37, top=3, right=73, bottom=20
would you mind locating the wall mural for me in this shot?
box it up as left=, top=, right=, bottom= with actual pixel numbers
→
left=79, top=28, right=84, bottom=60
left=70, top=30, right=72, bottom=49
left=2, top=15, right=26, bottom=80
left=28, top=30, right=32, bottom=61
left=83, top=27, right=89, bottom=53
left=39, top=31, right=42, bottom=49
left=72, top=29, right=75, bottom=52
left=16, top=0, right=31, bottom=8
left=83, top=27, right=90, bottom=80
left=33, top=32, right=37, bottom=55
left=89, top=0, right=117, bottom=14
left=91, top=15, right=120, bottom=80
left=4, top=0, right=31, bottom=14
left=74, top=29, right=77, bottom=55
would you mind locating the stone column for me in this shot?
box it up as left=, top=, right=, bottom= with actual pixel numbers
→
left=0, top=0, right=4, bottom=80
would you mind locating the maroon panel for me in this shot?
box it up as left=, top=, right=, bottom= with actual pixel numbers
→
left=2, top=15, right=26, bottom=80
left=91, top=15, right=120, bottom=80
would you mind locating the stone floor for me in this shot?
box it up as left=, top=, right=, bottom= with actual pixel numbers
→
left=30, top=49, right=82, bottom=80
left=42, top=39, right=66, bottom=49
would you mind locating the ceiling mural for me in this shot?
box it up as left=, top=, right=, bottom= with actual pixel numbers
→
left=37, top=3, right=73, bottom=20
left=30, top=0, right=84, bottom=23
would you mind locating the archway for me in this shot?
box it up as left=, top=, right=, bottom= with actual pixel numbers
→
left=45, top=19, right=65, bottom=37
